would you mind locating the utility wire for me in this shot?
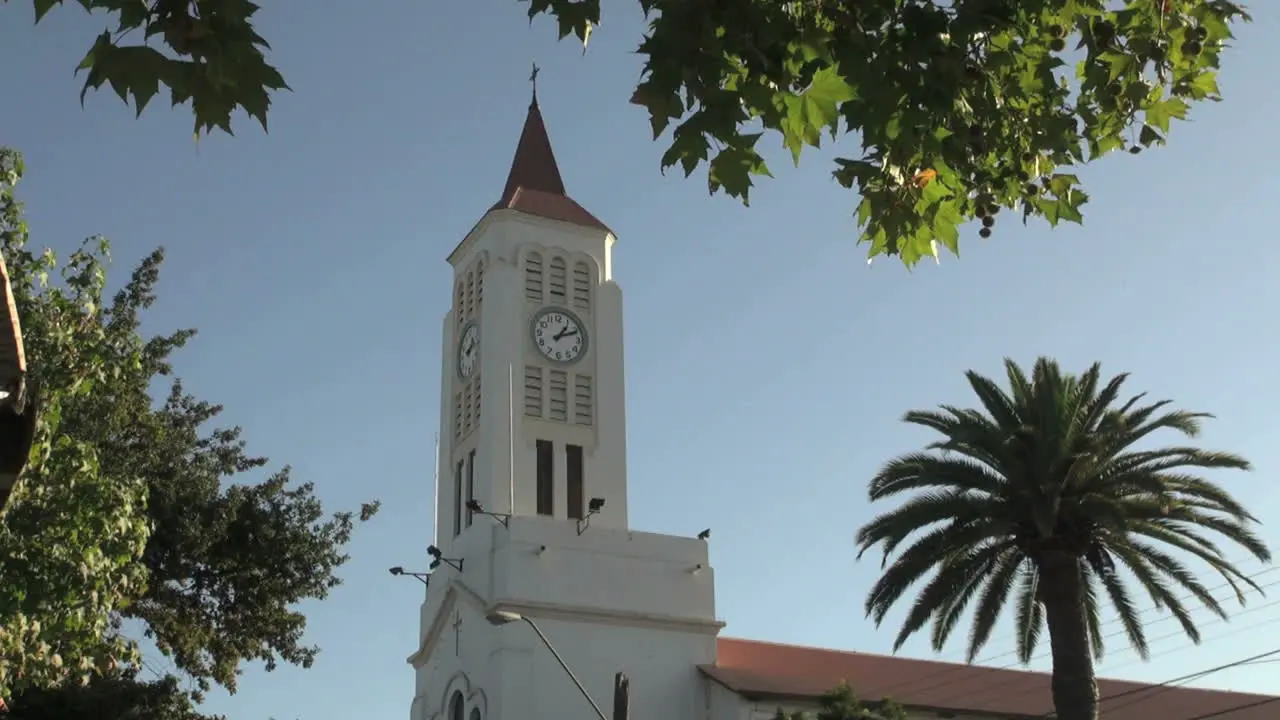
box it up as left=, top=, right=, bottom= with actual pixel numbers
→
left=1032, top=647, right=1280, bottom=718
left=1093, top=645, right=1280, bottom=716
left=1181, top=695, right=1280, bottom=720
left=926, top=588, right=1280, bottom=710
left=871, top=562, right=1276, bottom=701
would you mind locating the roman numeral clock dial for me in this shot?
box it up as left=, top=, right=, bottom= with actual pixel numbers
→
left=531, top=308, right=587, bottom=364
left=457, top=322, right=479, bottom=379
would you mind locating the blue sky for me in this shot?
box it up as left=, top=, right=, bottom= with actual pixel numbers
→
left=3, top=1, right=1279, bottom=718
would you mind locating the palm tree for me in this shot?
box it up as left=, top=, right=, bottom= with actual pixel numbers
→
left=854, top=357, right=1271, bottom=720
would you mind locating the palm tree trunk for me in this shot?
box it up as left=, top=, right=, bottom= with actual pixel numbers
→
left=1039, top=550, right=1099, bottom=720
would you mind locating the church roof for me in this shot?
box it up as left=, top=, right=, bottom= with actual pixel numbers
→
left=701, top=637, right=1277, bottom=719
left=489, top=93, right=611, bottom=234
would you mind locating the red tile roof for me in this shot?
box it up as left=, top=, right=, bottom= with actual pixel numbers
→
left=489, top=95, right=611, bottom=234
left=702, top=637, right=1278, bottom=719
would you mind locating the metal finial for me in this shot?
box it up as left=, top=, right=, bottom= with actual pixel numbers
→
left=529, top=62, right=541, bottom=105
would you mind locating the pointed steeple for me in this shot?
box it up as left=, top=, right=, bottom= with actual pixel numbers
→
left=489, top=68, right=610, bottom=233
left=498, top=90, right=566, bottom=201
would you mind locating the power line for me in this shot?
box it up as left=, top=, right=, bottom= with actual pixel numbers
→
left=1035, top=647, right=1280, bottom=718
left=1182, top=695, right=1280, bottom=720
left=1091, top=646, right=1280, bottom=716
left=872, top=563, right=1276, bottom=702
left=924, top=586, right=1280, bottom=711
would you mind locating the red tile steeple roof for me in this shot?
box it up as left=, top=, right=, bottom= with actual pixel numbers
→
left=489, top=87, right=611, bottom=234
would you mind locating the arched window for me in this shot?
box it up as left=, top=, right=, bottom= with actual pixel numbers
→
left=469, top=708, right=482, bottom=720
left=449, top=691, right=464, bottom=720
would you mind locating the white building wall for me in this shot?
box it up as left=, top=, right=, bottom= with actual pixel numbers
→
left=706, top=685, right=1009, bottom=720
left=411, top=515, right=720, bottom=720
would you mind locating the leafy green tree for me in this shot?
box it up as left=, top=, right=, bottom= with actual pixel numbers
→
left=0, top=145, right=379, bottom=711
left=5, top=672, right=216, bottom=720
left=853, top=357, right=1271, bottom=720
left=28, top=1, right=1248, bottom=265
left=0, top=147, right=150, bottom=698
left=26, top=0, right=285, bottom=136
left=536, top=0, right=1249, bottom=265
left=773, top=682, right=907, bottom=720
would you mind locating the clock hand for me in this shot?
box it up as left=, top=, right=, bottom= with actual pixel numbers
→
left=553, top=327, right=569, bottom=341
left=559, top=328, right=579, bottom=339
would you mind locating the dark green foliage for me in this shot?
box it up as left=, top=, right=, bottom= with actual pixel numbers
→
left=854, top=357, right=1269, bottom=720
left=6, top=672, right=218, bottom=720
left=24, top=1, right=1249, bottom=263
left=773, top=682, right=907, bottom=720
left=530, top=0, right=1249, bottom=265
left=27, top=0, right=287, bottom=136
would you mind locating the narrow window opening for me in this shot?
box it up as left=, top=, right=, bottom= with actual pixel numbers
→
left=449, top=692, right=464, bottom=720
left=453, top=460, right=464, bottom=537
left=536, top=440, right=554, bottom=516
left=566, top=444, right=584, bottom=521
left=465, top=450, right=476, bottom=528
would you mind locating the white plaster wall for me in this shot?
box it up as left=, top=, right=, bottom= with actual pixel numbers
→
left=493, top=619, right=713, bottom=720
left=437, top=210, right=629, bottom=541
left=705, top=679, right=751, bottom=720
left=411, top=515, right=720, bottom=720
left=484, top=516, right=713, bottom=618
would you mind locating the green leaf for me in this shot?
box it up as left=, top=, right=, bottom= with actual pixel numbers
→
left=780, top=65, right=854, bottom=164
left=1145, top=97, right=1190, bottom=133
left=708, top=140, right=771, bottom=204
left=33, top=0, right=59, bottom=23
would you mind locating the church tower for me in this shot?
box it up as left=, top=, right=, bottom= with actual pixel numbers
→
left=407, top=86, right=721, bottom=720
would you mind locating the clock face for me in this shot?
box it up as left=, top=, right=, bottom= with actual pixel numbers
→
left=457, top=323, right=479, bottom=379
left=531, top=308, right=587, bottom=364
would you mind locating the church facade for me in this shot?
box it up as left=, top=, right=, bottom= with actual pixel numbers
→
left=405, top=91, right=1278, bottom=720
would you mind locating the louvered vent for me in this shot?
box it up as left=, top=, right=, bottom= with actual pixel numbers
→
left=573, top=375, right=593, bottom=426
left=462, top=382, right=475, bottom=436
left=548, top=370, right=569, bottom=422
left=549, top=256, right=567, bottom=301
left=524, top=252, right=543, bottom=303
left=454, top=280, right=465, bottom=328
left=475, top=258, right=485, bottom=310
left=464, top=269, right=476, bottom=320
left=571, top=261, right=591, bottom=311
left=472, top=375, right=482, bottom=423
left=453, top=391, right=464, bottom=439
left=524, top=366, right=544, bottom=418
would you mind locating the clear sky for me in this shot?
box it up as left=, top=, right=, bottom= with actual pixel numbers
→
left=2, top=1, right=1278, bottom=718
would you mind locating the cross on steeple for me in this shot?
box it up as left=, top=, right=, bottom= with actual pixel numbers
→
left=529, top=62, right=541, bottom=106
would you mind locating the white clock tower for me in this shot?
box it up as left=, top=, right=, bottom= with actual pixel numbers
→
left=406, top=88, right=722, bottom=720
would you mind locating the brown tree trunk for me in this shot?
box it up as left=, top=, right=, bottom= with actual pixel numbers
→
left=1039, top=550, right=1099, bottom=720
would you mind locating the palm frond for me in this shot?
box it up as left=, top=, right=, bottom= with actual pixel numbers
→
left=1013, top=565, right=1043, bottom=663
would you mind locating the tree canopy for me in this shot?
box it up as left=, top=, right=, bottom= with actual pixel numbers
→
left=0, top=146, right=378, bottom=713
left=27, top=0, right=1250, bottom=266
